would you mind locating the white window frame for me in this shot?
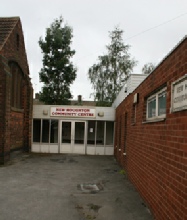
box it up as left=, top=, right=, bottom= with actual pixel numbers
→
left=146, top=87, right=167, bottom=120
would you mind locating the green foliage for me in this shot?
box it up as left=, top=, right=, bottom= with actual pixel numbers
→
left=119, top=169, right=126, bottom=175
left=88, top=27, right=137, bottom=106
left=96, top=101, right=111, bottom=107
left=39, top=16, right=77, bottom=104
left=142, top=62, right=155, bottom=75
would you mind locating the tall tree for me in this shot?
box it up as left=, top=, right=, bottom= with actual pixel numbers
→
left=88, top=55, right=111, bottom=106
left=142, top=62, right=155, bottom=75
left=39, top=16, right=77, bottom=104
left=88, top=27, right=136, bottom=106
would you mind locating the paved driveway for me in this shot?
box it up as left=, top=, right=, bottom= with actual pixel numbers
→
left=0, top=153, right=153, bottom=220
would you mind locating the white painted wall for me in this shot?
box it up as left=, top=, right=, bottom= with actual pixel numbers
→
left=112, top=74, right=147, bottom=108
left=33, top=105, right=115, bottom=121
left=32, top=105, right=115, bottom=155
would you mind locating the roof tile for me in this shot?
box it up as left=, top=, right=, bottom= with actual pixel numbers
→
left=0, top=17, right=19, bottom=50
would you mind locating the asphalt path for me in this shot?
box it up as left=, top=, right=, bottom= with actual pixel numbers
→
left=0, top=152, right=153, bottom=220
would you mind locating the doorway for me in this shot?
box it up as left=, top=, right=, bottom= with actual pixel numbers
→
left=60, top=121, right=86, bottom=154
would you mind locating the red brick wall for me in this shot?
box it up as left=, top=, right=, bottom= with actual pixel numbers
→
left=10, top=111, right=24, bottom=150
left=115, top=37, right=187, bottom=220
left=0, top=18, right=33, bottom=164
left=0, top=56, right=11, bottom=163
left=0, top=57, right=6, bottom=162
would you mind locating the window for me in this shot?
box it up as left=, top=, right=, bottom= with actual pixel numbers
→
left=75, top=122, right=85, bottom=144
left=16, top=34, right=20, bottom=50
left=87, top=121, right=114, bottom=145
left=33, top=119, right=59, bottom=143
left=147, top=88, right=166, bottom=120
left=33, top=119, right=41, bottom=142
left=105, top=121, right=114, bottom=145
left=62, top=121, right=71, bottom=143
left=158, top=91, right=166, bottom=116
left=87, top=121, right=96, bottom=145
left=148, top=97, right=156, bottom=118
left=10, top=62, right=23, bottom=109
left=42, top=120, right=50, bottom=143
left=50, top=120, right=58, bottom=143
left=96, top=121, right=104, bottom=145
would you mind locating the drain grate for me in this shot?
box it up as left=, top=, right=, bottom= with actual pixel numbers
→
left=50, top=157, right=78, bottom=163
left=77, top=182, right=103, bottom=194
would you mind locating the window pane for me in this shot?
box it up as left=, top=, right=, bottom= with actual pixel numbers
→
left=158, top=93, right=166, bottom=115
left=148, top=98, right=156, bottom=118
left=50, top=120, right=58, bottom=143
left=62, top=122, right=71, bottom=143
left=42, top=120, right=50, bottom=143
left=106, top=121, right=114, bottom=145
left=96, top=121, right=104, bottom=145
left=87, top=121, right=95, bottom=145
left=33, top=119, right=41, bottom=142
left=75, top=122, right=85, bottom=144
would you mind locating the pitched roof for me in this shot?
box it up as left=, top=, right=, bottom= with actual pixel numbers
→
left=0, top=17, right=19, bottom=51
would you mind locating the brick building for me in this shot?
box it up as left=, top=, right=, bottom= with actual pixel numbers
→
left=0, top=17, right=33, bottom=164
left=114, top=36, right=187, bottom=220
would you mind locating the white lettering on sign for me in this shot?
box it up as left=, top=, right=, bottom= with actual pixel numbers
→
left=171, top=75, right=187, bottom=112
left=50, top=107, right=96, bottom=118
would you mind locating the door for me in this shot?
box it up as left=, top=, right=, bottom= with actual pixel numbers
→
left=60, top=121, right=86, bottom=154
left=73, top=121, right=86, bottom=154
left=60, top=121, right=72, bottom=153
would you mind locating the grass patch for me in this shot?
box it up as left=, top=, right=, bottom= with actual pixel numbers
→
left=119, top=169, right=125, bottom=175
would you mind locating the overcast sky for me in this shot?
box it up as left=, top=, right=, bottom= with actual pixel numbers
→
left=1, top=0, right=187, bottom=100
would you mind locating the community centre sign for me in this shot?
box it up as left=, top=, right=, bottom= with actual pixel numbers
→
left=50, top=107, right=96, bottom=118
left=171, top=74, right=187, bottom=112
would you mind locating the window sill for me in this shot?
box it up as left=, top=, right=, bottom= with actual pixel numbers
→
left=11, top=107, right=24, bottom=113
left=142, top=117, right=166, bottom=124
